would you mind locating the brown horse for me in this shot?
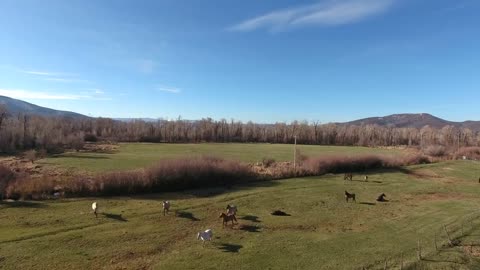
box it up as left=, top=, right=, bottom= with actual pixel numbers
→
left=377, top=193, right=387, bottom=202
left=344, top=173, right=353, bottom=181
left=220, top=213, right=237, bottom=227
left=345, top=191, right=356, bottom=203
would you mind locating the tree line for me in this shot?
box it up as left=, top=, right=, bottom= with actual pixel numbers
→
left=0, top=105, right=479, bottom=153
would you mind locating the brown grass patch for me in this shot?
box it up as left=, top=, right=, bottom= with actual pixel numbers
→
left=464, top=246, right=480, bottom=257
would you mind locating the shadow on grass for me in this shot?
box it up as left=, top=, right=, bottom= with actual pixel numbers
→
left=218, top=243, right=243, bottom=253
left=176, top=211, right=200, bottom=221
left=239, top=224, right=261, bottom=233
left=0, top=201, right=47, bottom=208
left=102, top=213, right=127, bottom=222
left=347, top=179, right=383, bottom=184
left=52, top=155, right=111, bottom=160
left=358, top=202, right=376, bottom=206
left=241, top=215, right=261, bottom=223
left=271, top=210, right=291, bottom=216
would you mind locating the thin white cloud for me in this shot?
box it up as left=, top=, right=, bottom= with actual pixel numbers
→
left=0, top=89, right=87, bottom=100
left=15, top=67, right=92, bottom=84
left=19, top=69, right=76, bottom=77
left=43, top=78, right=91, bottom=83
left=157, top=86, right=181, bottom=94
left=229, top=0, right=395, bottom=32
left=0, top=89, right=112, bottom=101
left=81, top=88, right=106, bottom=95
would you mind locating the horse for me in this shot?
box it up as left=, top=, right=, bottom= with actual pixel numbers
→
left=162, top=201, right=171, bottom=216
left=364, top=175, right=369, bottom=182
left=226, top=204, right=237, bottom=216
left=377, top=193, right=387, bottom=202
left=345, top=191, right=356, bottom=203
left=220, top=213, right=237, bottom=227
left=344, top=173, right=353, bottom=181
left=92, top=202, right=98, bottom=218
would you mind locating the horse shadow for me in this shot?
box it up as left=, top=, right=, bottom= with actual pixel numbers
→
left=102, top=213, right=127, bottom=222
left=218, top=243, right=243, bottom=253
left=359, top=202, right=376, bottom=206
left=239, top=225, right=261, bottom=233
left=271, top=210, right=291, bottom=216
left=176, top=211, right=200, bottom=221
left=349, top=179, right=383, bottom=184
left=241, top=215, right=261, bottom=223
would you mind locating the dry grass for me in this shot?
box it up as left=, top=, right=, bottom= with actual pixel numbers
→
left=454, top=147, right=480, bottom=160
left=2, top=154, right=430, bottom=199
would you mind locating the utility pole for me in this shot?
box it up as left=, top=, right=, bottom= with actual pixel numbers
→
left=293, top=135, right=297, bottom=173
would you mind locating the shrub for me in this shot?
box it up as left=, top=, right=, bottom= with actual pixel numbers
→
left=84, top=134, right=98, bottom=142
left=423, top=145, right=447, bottom=157
left=63, top=156, right=257, bottom=197
left=0, top=165, right=15, bottom=199
left=262, top=157, right=276, bottom=168
left=454, top=147, right=480, bottom=160
left=5, top=176, right=55, bottom=200
left=4, top=154, right=431, bottom=199
left=297, top=153, right=429, bottom=178
left=24, top=150, right=37, bottom=163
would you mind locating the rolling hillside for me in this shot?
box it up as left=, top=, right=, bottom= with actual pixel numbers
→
left=341, top=113, right=480, bottom=131
left=0, top=95, right=87, bottom=118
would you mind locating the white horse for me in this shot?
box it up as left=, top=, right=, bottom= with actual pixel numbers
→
left=197, top=229, right=213, bottom=245
left=92, top=202, right=98, bottom=218
left=162, top=201, right=171, bottom=216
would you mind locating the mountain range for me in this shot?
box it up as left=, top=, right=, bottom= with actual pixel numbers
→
left=340, top=113, right=480, bottom=131
left=0, top=95, right=87, bottom=119
left=1, top=95, right=479, bottom=130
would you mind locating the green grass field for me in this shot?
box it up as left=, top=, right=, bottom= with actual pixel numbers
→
left=39, top=143, right=404, bottom=173
left=2, top=158, right=480, bottom=269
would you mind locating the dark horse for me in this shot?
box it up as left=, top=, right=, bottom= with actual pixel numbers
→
left=345, top=191, right=356, bottom=203
left=377, top=193, right=387, bottom=202
left=344, top=173, right=353, bottom=181
left=220, top=213, right=237, bottom=227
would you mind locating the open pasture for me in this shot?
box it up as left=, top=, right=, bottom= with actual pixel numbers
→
left=1, top=160, right=480, bottom=269
left=39, top=143, right=405, bottom=173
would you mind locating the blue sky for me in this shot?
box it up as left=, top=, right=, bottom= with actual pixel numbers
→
left=0, top=0, right=479, bottom=123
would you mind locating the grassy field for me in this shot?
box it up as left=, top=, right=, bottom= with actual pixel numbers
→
left=39, top=143, right=405, bottom=173
left=2, top=160, right=480, bottom=269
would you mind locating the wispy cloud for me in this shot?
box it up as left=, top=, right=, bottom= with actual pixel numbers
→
left=0, top=89, right=112, bottom=101
left=88, top=88, right=105, bottom=95
left=19, top=69, right=76, bottom=77
left=14, top=67, right=93, bottom=84
left=43, top=78, right=91, bottom=84
left=0, top=89, right=87, bottom=100
left=229, top=0, right=395, bottom=32
left=157, top=86, right=181, bottom=94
